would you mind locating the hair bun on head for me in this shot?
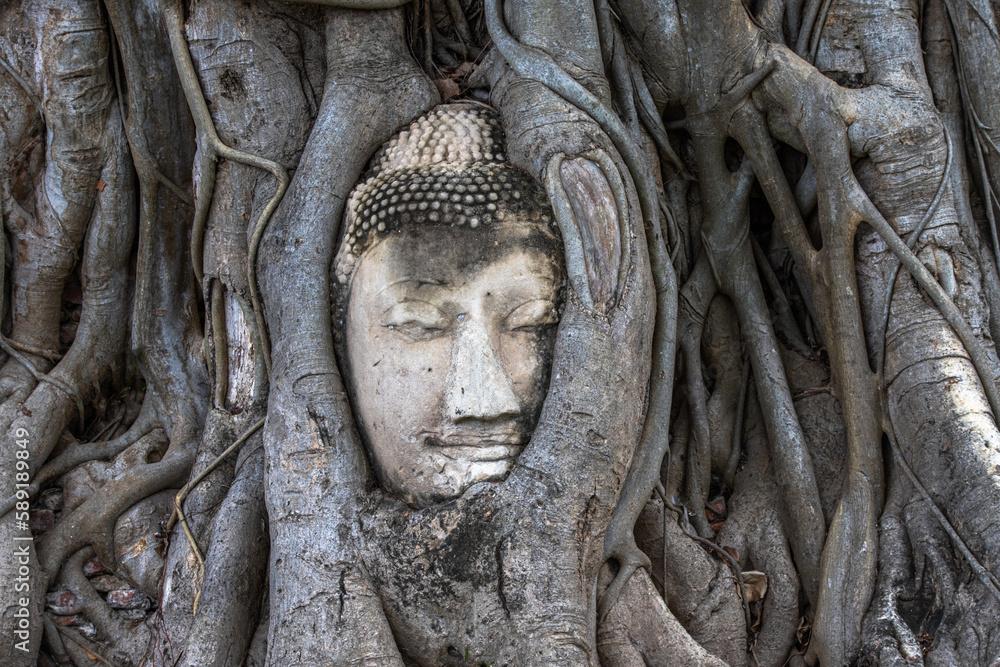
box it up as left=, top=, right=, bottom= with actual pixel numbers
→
left=369, top=102, right=507, bottom=173
left=334, top=102, right=556, bottom=286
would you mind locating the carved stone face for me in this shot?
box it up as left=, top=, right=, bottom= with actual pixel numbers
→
left=343, top=220, right=562, bottom=507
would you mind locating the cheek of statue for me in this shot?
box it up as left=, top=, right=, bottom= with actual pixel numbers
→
left=344, top=234, right=559, bottom=507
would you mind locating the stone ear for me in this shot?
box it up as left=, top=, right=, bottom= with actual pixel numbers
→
left=545, top=149, right=630, bottom=315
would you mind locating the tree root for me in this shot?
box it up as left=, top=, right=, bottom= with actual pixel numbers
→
left=658, top=482, right=753, bottom=636
left=42, top=615, right=71, bottom=665
left=163, top=0, right=290, bottom=375
left=687, top=91, right=825, bottom=605
left=857, top=184, right=1000, bottom=420
left=723, top=360, right=750, bottom=488
left=0, top=336, right=84, bottom=427
left=0, top=418, right=149, bottom=518
left=885, top=423, right=1000, bottom=603
left=598, top=564, right=729, bottom=666
left=105, top=7, right=193, bottom=210
left=4, top=100, right=137, bottom=479
left=483, top=0, right=664, bottom=229
left=0, top=52, right=42, bottom=113
left=876, top=126, right=953, bottom=376
left=486, top=0, right=680, bottom=622
left=2, top=338, right=62, bottom=363
left=37, top=435, right=190, bottom=589
left=677, top=254, right=717, bottom=538
left=53, top=624, right=112, bottom=667
left=717, top=386, right=802, bottom=667
left=58, top=547, right=138, bottom=650
left=175, top=430, right=267, bottom=667
left=796, top=112, right=882, bottom=667
left=167, top=417, right=263, bottom=588
left=749, top=234, right=811, bottom=357
left=443, top=0, right=472, bottom=49
left=693, top=290, right=745, bottom=481
left=3, top=0, right=112, bottom=375
left=628, top=61, right=690, bottom=179
left=942, top=0, right=1000, bottom=279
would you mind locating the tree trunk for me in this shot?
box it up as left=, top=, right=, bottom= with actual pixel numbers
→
left=2, top=0, right=1000, bottom=664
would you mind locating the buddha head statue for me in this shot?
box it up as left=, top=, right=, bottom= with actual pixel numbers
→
left=332, top=102, right=564, bottom=508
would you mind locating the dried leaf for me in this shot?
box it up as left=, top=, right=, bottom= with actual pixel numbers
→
left=453, top=61, right=476, bottom=77
left=741, top=570, right=768, bottom=603
left=796, top=615, right=811, bottom=645
left=434, top=78, right=461, bottom=101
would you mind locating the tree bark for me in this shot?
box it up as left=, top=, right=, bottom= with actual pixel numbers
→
left=3, top=0, right=1000, bottom=664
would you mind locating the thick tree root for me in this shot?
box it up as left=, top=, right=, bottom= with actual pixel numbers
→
left=163, top=0, right=290, bottom=374
left=168, top=417, right=264, bottom=573
left=0, top=418, right=149, bottom=517
left=175, top=430, right=267, bottom=667
left=598, top=565, right=729, bottom=666
left=37, top=435, right=190, bottom=589
left=886, top=425, right=1000, bottom=602
left=717, top=389, right=802, bottom=667
left=642, top=486, right=748, bottom=665
left=257, top=6, right=438, bottom=663
left=484, top=0, right=681, bottom=621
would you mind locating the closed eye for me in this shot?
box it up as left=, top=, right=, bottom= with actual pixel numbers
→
left=505, top=299, right=559, bottom=332
left=382, top=302, right=448, bottom=339
left=389, top=321, right=446, bottom=338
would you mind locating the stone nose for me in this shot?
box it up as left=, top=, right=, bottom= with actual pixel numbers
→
left=445, top=318, right=520, bottom=422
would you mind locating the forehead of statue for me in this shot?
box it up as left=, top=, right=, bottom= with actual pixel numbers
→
left=348, top=219, right=561, bottom=296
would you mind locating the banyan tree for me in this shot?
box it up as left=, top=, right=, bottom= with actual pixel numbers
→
left=2, top=0, right=1000, bottom=664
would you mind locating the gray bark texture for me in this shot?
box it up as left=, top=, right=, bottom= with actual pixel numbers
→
left=2, top=0, right=1000, bottom=664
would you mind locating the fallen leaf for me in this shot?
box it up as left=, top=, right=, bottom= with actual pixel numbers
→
left=796, top=615, right=811, bottom=645
left=706, top=496, right=727, bottom=531
left=741, top=570, right=768, bottom=603
left=434, top=78, right=461, bottom=100
left=453, top=61, right=476, bottom=77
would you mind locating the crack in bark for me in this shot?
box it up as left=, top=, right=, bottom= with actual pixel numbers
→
left=495, top=539, right=510, bottom=619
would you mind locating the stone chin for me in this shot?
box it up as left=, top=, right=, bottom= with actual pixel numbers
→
left=384, top=445, right=525, bottom=507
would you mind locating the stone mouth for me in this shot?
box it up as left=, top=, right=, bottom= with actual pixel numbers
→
left=424, top=432, right=524, bottom=462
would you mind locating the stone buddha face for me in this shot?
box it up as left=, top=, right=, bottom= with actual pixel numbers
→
left=333, top=103, right=563, bottom=507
